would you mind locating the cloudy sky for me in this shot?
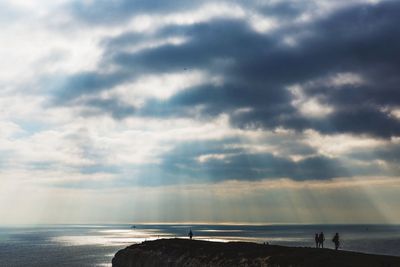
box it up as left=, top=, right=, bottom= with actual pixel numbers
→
left=1, top=0, right=400, bottom=224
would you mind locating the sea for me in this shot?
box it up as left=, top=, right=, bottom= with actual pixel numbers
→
left=0, top=224, right=399, bottom=266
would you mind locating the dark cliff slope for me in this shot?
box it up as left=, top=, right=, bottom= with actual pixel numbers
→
left=112, top=238, right=400, bottom=267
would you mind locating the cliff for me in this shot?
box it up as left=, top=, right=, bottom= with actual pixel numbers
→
left=112, top=238, right=400, bottom=267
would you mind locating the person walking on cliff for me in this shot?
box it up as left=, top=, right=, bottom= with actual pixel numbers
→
left=319, top=232, right=325, bottom=248
left=332, top=233, right=340, bottom=250
left=315, top=233, right=319, bottom=248
left=188, top=229, right=193, bottom=240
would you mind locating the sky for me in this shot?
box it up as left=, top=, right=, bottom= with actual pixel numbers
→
left=1, top=0, right=400, bottom=224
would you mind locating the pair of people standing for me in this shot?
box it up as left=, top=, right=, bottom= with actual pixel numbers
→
left=314, top=232, right=340, bottom=250
left=315, top=232, right=325, bottom=248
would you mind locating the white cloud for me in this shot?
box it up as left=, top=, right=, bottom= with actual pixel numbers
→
left=197, top=153, right=231, bottom=163
left=98, top=3, right=247, bottom=34
left=248, top=13, right=278, bottom=33
left=289, top=84, right=334, bottom=118
left=303, top=129, right=385, bottom=156
left=102, top=69, right=220, bottom=107
left=327, top=72, right=365, bottom=87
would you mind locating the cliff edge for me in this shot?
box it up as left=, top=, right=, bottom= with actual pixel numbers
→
left=112, top=238, right=400, bottom=267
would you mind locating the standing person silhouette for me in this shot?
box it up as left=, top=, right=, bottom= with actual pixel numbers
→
left=319, top=232, right=325, bottom=248
left=188, top=229, right=193, bottom=240
left=315, top=233, right=319, bottom=248
left=332, top=233, right=340, bottom=250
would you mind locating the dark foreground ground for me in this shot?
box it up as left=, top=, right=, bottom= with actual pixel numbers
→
left=112, top=238, right=400, bottom=267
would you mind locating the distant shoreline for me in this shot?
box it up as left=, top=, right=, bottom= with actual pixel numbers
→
left=112, top=238, right=400, bottom=267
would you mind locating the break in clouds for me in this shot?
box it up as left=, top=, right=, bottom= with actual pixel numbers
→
left=2, top=0, right=400, bottom=188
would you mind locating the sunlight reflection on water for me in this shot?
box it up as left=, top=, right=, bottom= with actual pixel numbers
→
left=52, top=229, right=174, bottom=246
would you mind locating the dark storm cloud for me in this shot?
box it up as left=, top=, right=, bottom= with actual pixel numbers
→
left=319, top=107, right=400, bottom=138
left=138, top=82, right=292, bottom=119
left=126, top=139, right=387, bottom=186
left=54, top=71, right=130, bottom=103
left=227, top=1, right=400, bottom=137
left=110, top=20, right=273, bottom=72
left=56, top=1, right=400, bottom=138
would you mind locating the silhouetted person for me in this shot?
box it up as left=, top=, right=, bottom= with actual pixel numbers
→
left=332, top=233, right=340, bottom=250
left=315, top=233, right=319, bottom=248
left=319, top=232, right=325, bottom=248
left=188, top=229, right=193, bottom=240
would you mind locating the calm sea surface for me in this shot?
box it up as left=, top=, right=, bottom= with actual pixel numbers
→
left=0, top=224, right=399, bottom=266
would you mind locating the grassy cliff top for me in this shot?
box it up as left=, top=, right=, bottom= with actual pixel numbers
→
left=112, top=238, right=400, bottom=267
